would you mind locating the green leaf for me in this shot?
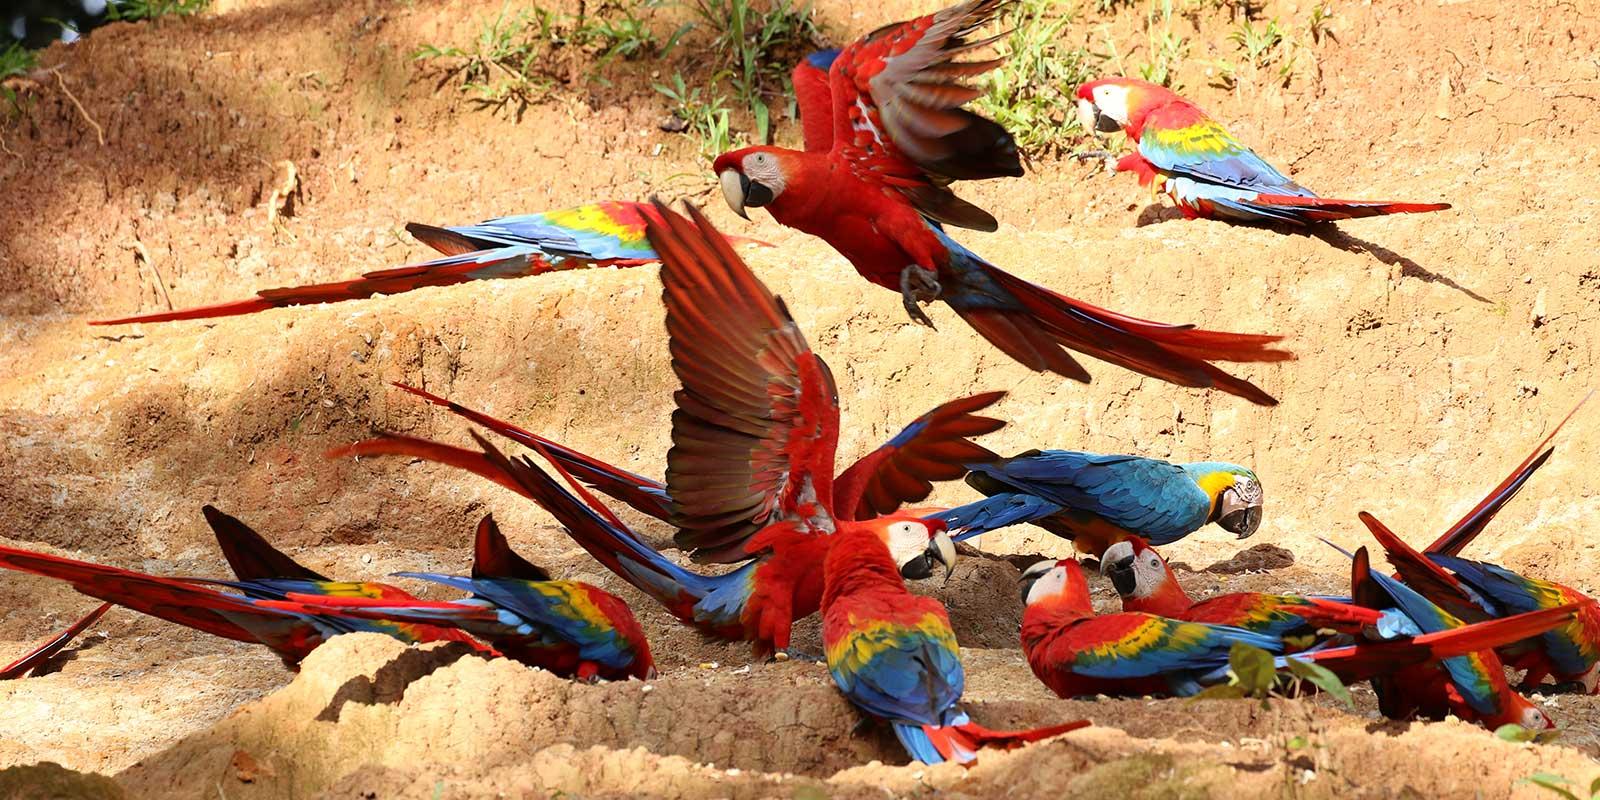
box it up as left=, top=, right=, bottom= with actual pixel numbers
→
left=1588, top=774, right=1600, bottom=798
left=1521, top=772, right=1580, bottom=800
left=1228, top=642, right=1277, bottom=697
left=1496, top=723, right=1539, bottom=743
left=1189, top=683, right=1247, bottom=702
left=1286, top=735, right=1308, bottom=750
left=1285, top=657, right=1353, bottom=708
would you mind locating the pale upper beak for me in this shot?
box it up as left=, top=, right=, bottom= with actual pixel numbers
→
left=719, top=170, right=749, bottom=220
left=900, top=529, right=957, bottom=584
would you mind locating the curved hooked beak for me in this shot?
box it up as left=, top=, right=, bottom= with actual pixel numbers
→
left=899, top=529, right=957, bottom=584
left=1075, top=98, right=1123, bottom=134
left=718, top=170, right=774, bottom=221
left=1218, top=506, right=1262, bottom=539
left=1102, top=550, right=1138, bottom=598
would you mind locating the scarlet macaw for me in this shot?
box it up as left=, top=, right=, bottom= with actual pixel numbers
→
left=1099, top=537, right=1383, bottom=642
left=712, top=1, right=1292, bottom=406
left=333, top=201, right=985, bottom=659
left=822, top=517, right=1089, bottom=764
left=1361, top=393, right=1599, bottom=693
left=0, top=602, right=111, bottom=680
left=937, top=449, right=1263, bottom=557
left=1020, top=556, right=1576, bottom=709
left=0, top=506, right=480, bottom=668
left=264, top=515, right=655, bottom=681
left=1073, top=77, right=1451, bottom=224
left=89, top=201, right=765, bottom=325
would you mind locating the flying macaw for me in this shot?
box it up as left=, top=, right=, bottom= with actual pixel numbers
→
left=1099, top=537, right=1382, bottom=644
left=383, top=381, right=1004, bottom=560
left=0, top=507, right=480, bottom=668
left=822, top=517, right=1089, bottom=764
left=1336, top=541, right=1558, bottom=731
left=1020, top=556, right=1576, bottom=709
left=1072, top=77, right=1452, bottom=224
left=0, top=602, right=111, bottom=680
left=89, top=201, right=766, bottom=325
left=332, top=201, right=981, bottom=659
left=1361, top=393, right=1599, bottom=693
left=711, top=1, right=1292, bottom=406
left=263, top=515, right=654, bottom=681
left=935, top=449, right=1263, bottom=558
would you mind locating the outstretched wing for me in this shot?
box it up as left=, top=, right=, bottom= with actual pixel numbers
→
left=202, top=505, right=328, bottom=583
left=832, top=391, right=1005, bottom=520
left=794, top=49, right=841, bottom=152
left=828, top=0, right=1019, bottom=231
left=1137, top=102, right=1305, bottom=195
left=970, top=451, right=1211, bottom=543
left=647, top=200, right=842, bottom=563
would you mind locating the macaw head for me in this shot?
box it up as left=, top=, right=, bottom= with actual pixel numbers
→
left=714, top=147, right=804, bottom=220
left=870, top=514, right=957, bottom=583
left=1183, top=462, right=1264, bottom=539
left=1505, top=692, right=1556, bottom=731
left=1074, top=77, right=1172, bottom=139
left=1100, top=538, right=1180, bottom=603
left=1019, top=558, right=1091, bottom=609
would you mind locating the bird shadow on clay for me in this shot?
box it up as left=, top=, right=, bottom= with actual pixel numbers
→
left=1133, top=205, right=1492, bottom=304
left=316, top=642, right=481, bottom=723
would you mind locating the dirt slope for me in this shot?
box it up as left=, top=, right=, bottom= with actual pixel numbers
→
left=1, top=0, right=1599, bottom=796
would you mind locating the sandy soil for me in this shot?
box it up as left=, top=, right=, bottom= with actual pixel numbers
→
left=1, top=0, right=1599, bottom=796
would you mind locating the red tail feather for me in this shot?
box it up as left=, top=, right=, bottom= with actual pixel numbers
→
left=926, top=719, right=1090, bottom=764
left=1359, top=512, right=1487, bottom=623
left=0, top=602, right=112, bottom=680
left=1252, top=194, right=1452, bottom=221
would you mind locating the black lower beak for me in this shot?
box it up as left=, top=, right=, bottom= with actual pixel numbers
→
left=743, top=175, right=775, bottom=208
left=900, top=553, right=935, bottom=581
left=1219, top=507, right=1263, bottom=538
left=1106, top=555, right=1138, bottom=597
left=1094, top=112, right=1122, bottom=134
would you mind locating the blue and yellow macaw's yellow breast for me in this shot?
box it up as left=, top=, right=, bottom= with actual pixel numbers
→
left=981, top=451, right=1212, bottom=545
left=1137, top=103, right=1306, bottom=195
left=827, top=612, right=965, bottom=727
left=1432, top=556, right=1600, bottom=676
left=445, top=202, right=657, bottom=263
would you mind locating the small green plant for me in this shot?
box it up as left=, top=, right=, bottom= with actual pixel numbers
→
left=575, top=5, right=666, bottom=65
left=1522, top=773, right=1600, bottom=800
left=655, top=72, right=734, bottom=157
left=1193, top=642, right=1354, bottom=708
left=973, top=0, right=1095, bottom=155
left=0, top=42, right=37, bottom=119
left=1098, top=0, right=1189, bottom=89
left=415, top=5, right=561, bottom=116
left=1229, top=18, right=1285, bottom=68
left=676, top=0, right=822, bottom=143
left=107, top=0, right=211, bottom=21
left=1306, top=3, right=1335, bottom=43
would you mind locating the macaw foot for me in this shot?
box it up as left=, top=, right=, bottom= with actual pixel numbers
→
left=1070, top=149, right=1118, bottom=177
left=898, top=265, right=941, bottom=329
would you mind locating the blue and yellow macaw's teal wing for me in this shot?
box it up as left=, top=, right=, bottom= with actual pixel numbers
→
left=826, top=609, right=967, bottom=763
left=938, top=492, right=1063, bottom=542
left=1430, top=555, right=1600, bottom=679
left=962, top=451, right=1213, bottom=545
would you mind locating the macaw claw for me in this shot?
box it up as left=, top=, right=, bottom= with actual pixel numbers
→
left=899, top=266, right=941, bottom=330
left=1070, top=149, right=1118, bottom=178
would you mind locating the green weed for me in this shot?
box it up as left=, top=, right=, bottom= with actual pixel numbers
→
left=107, top=0, right=211, bottom=21
left=1229, top=18, right=1285, bottom=68
left=1307, top=3, right=1335, bottom=43
left=0, top=42, right=37, bottom=120
left=655, top=72, right=733, bottom=157
left=1522, top=772, right=1600, bottom=800
left=674, top=0, right=821, bottom=143
left=415, top=5, right=562, bottom=116
left=973, top=0, right=1095, bottom=155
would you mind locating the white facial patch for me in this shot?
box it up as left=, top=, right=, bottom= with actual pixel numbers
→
left=1131, top=549, right=1169, bottom=599
left=1025, top=564, right=1069, bottom=606
left=886, top=520, right=931, bottom=565
left=741, top=152, right=787, bottom=198
left=1090, top=85, right=1131, bottom=128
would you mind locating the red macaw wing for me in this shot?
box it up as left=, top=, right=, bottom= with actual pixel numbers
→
left=794, top=50, right=840, bottom=152
left=201, top=505, right=329, bottom=583
left=1359, top=512, right=1490, bottom=624
left=647, top=200, right=842, bottom=563
left=828, top=0, right=1018, bottom=231
left=0, top=602, right=111, bottom=680
left=1426, top=390, right=1590, bottom=556
left=833, top=391, right=1005, bottom=521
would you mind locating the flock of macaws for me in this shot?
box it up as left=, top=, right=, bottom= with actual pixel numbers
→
left=4, top=0, right=1592, bottom=769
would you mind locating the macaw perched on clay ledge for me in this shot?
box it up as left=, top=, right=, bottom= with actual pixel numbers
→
left=712, top=1, right=1292, bottom=405
left=1073, top=77, right=1451, bottom=224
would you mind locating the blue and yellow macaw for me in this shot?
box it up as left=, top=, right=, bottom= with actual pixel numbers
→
left=935, top=449, right=1263, bottom=557
left=1072, top=77, right=1450, bottom=225
left=268, top=515, right=655, bottom=682
left=90, top=201, right=766, bottom=325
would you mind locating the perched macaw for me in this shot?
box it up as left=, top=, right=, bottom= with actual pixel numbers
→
left=936, top=449, right=1263, bottom=558
left=89, top=201, right=765, bottom=325
left=1021, top=556, right=1576, bottom=709
left=1073, top=77, right=1452, bottom=224
left=1362, top=393, right=1599, bottom=693
left=0, top=602, right=111, bottom=680
left=265, top=515, right=654, bottom=681
left=1099, top=538, right=1382, bottom=643
left=712, top=1, right=1291, bottom=406
left=822, top=517, right=1088, bottom=764
left=0, top=507, right=479, bottom=668
left=332, top=201, right=985, bottom=659
left=385, top=381, right=1004, bottom=560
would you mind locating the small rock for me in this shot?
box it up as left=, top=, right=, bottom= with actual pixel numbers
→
left=1205, top=544, right=1296, bottom=575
